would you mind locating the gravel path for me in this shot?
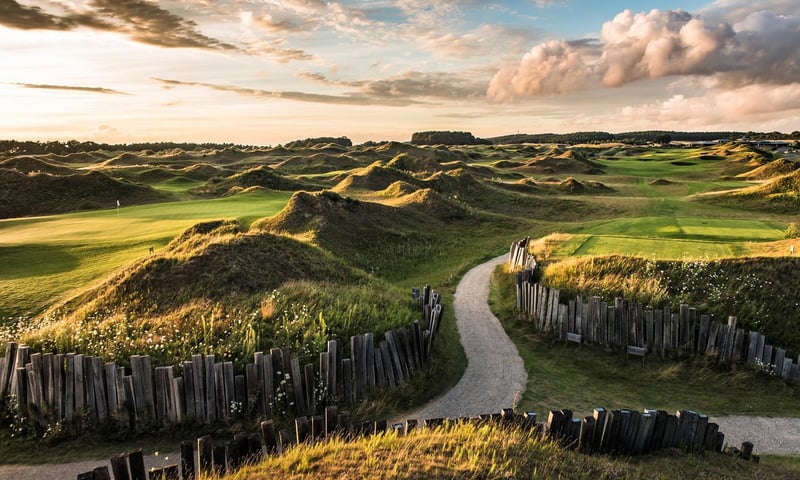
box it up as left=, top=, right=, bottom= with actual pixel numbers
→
left=0, top=451, right=177, bottom=480
left=712, top=416, right=800, bottom=455
left=398, top=254, right=528, bottom=420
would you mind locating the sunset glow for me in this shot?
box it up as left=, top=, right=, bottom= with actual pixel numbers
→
left=1, top=0, right=798, bottom=145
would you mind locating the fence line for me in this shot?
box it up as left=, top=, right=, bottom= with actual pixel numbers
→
left=509, top=241, right=800, bottom=382
left=0, top=285, right=444, bottom=431
left=78, top=405, right=755, bottom=479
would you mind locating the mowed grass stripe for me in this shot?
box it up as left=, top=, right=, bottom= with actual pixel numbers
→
left=572, top=235, right=739, bottom=259
left=582, top=216, right=784, bottom=242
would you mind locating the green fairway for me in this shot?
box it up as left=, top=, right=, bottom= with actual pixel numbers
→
left=571, top=235, right=740, bottom=259
left=563, top=216, right=784, bottom=259
left=584, top=216, right=784, bottom=241
left=0, top=190, right=292, bottom=317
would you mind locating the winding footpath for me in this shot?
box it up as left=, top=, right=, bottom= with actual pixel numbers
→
left=400, top=254, right=800, bottom=456
left=2, top=254, right=798, bottom=477
left=399, top=254, right=528, bottom=420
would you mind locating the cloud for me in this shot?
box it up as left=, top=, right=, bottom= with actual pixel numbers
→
left=90, top=0, right=237, bottom=50
left=533, top=0, right=567, bottom=6
left=156, top=67, right=489, bottom=107
left=91, top=124, right=132, bottom=142
left=243, top=0, right=385, bottom=42
left=12, top=82, right=131, bottom=95
left=488, top=8, right=800, bottom=101
left=0, top=0, right=235, bottom=50
left=152, top=77, right=423, bottom=106
left=487, top=39, right=598, bottom=101
left=0, top=0, right=68, bottom=29
left=0, top=0, right=113, bottom=30
left=298, top=70, right=487, bottom=100
left=613, top=83, right=800, bottom=130
left=703, top=0, right=798, bottom=23
left=420, top=24, right=539, bottom=59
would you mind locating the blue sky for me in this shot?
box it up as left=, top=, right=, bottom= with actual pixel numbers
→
left=0, top=1, right=797, bottom=144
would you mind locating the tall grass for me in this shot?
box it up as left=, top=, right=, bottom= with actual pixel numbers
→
left=540, top=255, right=800, bottom=354
left=11, top=279, right=420, bottom=368
left=213, top=421, right=796, bottom=480
left=542, top=255, right=669, bottom=306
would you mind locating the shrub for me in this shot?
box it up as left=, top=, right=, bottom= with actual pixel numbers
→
left=786, top=222, right=799, bottom=239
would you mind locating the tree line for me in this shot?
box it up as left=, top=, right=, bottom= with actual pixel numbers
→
left=488, top=131, right=800, bottom=145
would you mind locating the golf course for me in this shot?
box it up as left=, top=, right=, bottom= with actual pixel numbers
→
left=1, top=135, right=799, bottom=478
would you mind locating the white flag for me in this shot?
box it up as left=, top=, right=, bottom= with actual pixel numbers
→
left=117, top=200, right=120, bottom=207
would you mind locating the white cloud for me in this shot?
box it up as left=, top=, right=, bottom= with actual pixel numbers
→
left=487, top=8, right=800, bottom=101
left=487, top=39, right=598, bottom=101
left=599, top=83, right=800, bottom=131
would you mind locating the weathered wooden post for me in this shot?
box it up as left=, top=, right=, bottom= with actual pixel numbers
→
left=129, top=448, right=147, bottom=480
left=633, top=412, right=655, bottom=454
left=197, top=435, right=213, bottom=474
left=740, top=441, right=754, bottom=460
left=289, top=357, right=305, bottom=415
left=304, top=363, right=315, bottom=416
left=326, top=340, right=338, bottom=400
left=180, top=440, right=194, bottom=480
left=182, top=361, right=196, bottom=421
left=295, top=416, right=311, bottom=444
left=260, top=420, right=279, bottom=454
left=212, top=445, right=227, bottom=476
left=0, top=342, right=18, bottom=398
left=578, top=416, right=595, bottom=453
left=204, top=355, right=216, bottom=423
left=342, top=358, right=353, bottom=406
left=324, top=406, right=338, bottom=436
left=653, top=309, right=663, bottom=356
left=190, top=354, right=204, bottom=421
left=110, top=454, right=131, bottom=480
left=223, top=362, right=235, bottom=417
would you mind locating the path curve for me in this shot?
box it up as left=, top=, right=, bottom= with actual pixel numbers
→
left=398, top=254, right=800, bottom=456
left=400, top=254, right=528, bottom=420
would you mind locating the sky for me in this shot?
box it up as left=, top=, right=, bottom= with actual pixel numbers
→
left=0, top=0, right=798, bottom=145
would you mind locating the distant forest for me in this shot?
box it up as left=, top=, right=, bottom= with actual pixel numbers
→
left=0, top=140, right=245, bottom=156
left=1, top=130, right=799, bottom=155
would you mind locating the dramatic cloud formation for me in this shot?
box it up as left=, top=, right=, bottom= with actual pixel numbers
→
left=487, top=39, right=597, bottom=101
left=0, top=0, right=235, bottom=50
left=3, top=2, right=797, bottom=144
left=488, top=8, right=800, bottom=100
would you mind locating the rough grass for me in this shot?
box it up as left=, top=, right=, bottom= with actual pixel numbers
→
left=218, top=422, right=799, bottom=480
left=0, top=169, right=173, bottom=218
left=538, top=255, right=800, bottom=355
